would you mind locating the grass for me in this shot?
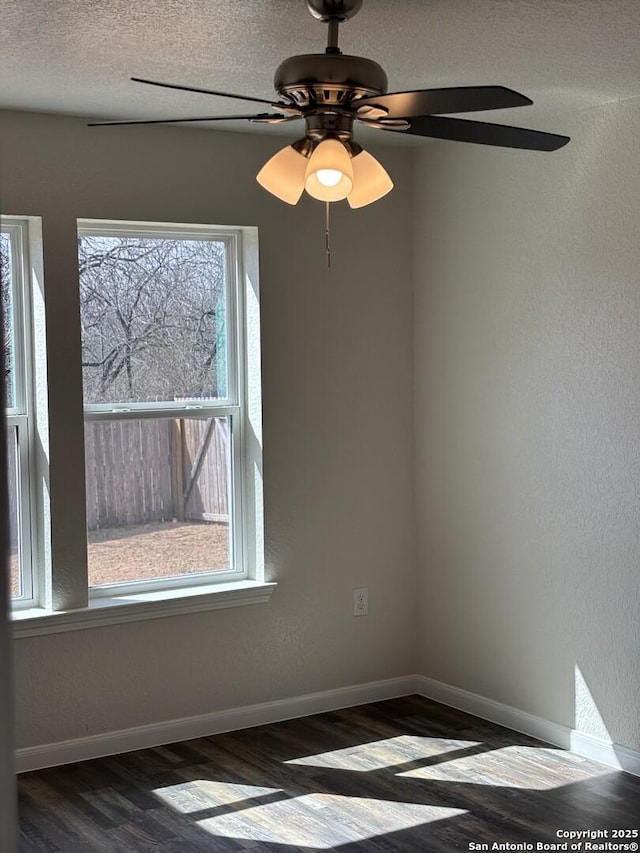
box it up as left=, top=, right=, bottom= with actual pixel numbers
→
left=8, top=520, right=230, bottom=598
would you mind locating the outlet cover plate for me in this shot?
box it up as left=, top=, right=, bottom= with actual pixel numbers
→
left=353, top=587, right=368, bottom=616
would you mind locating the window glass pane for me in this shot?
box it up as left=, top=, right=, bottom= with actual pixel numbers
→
left=84, top=416, right=232, bottom=587
left=6, top=426, right=22, bottom=598
left=78, top=235, right=228, bottom=405
left=1, top=231, right=15, bottom=408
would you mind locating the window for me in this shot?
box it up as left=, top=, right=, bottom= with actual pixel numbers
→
left=2, top=218, right=37, bottom=607
left=78, top=220, right=261, bottom=596
left=9, top=217, right=270, bottom=634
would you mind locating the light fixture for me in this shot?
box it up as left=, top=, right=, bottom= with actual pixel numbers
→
left=256, top=138, right=315, bottom=205
left=304, top=138, right=354, bottom=202
left=256, top=134, right=393, bottom=209
left=346, top=148, right=394, bottom=209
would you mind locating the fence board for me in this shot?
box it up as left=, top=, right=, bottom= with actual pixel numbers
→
left=84, top=416, right=229, bottom=531
left=6, top=430, right=18, bottom=549
left=183, top=417, right=229, bottom=524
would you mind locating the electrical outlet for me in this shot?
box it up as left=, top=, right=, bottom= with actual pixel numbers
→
left=353, top=587, right=368, bottom=616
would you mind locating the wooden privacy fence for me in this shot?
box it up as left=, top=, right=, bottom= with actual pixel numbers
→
left=84, top=416, right=229, bottom=531
left=6, top=440, right=18, bottom=550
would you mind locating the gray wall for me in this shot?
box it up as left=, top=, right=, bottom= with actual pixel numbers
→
left=414, top=98, right=640, bottom=751
left=0, top=580, right=16, bottom=850
left=1, top=175, right=16, bottom=847
left=0, top=428, right=16, bottom=850
left=0, top=110, right=417, bottom=748
left=4, top=93, right=639, bottom=763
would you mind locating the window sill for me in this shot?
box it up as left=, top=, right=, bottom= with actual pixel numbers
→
left=11, top=580, right=277, bottom=637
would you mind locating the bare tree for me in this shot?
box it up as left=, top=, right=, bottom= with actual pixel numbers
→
left=78, top=236, right=227, bottom=404
left=0, top=233, right=12, bottom=405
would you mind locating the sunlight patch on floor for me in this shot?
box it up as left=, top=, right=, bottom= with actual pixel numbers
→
left=283, top=735, right=479, bottom=772
left=196, top=793, right=466, bottom=847
left=398, top=745, right=612, bottom=789
left=153, top=780, right=282, bottom=813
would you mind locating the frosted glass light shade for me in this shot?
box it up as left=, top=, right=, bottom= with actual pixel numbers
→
left=305, top=139, right=353, bottom=202
left=347, top=150, right=394, bottom=208
left=256, top=144, right=309, bottom=205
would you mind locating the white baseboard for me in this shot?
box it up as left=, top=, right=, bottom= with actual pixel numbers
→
left=570, top=730, right=640, bottom=777
left=415, top=675, right=573, bottom=749
left=15, top=675, right=416, bottom=773
left=416, top=674, right=640, bottom=777
left=16, top=673, right=640, bottom=777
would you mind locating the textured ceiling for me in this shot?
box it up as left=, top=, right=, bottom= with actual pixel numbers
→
left=1, top=0, right=640, bottom=145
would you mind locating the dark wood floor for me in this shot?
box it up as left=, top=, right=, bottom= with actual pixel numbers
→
left=18, top=695, right=640, bottom=852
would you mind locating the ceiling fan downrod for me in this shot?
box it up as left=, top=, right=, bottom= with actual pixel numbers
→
left=304, top=0, right=364, bottom=54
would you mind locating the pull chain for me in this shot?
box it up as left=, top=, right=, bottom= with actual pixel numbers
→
left=325, top=201, right=331, bottom=268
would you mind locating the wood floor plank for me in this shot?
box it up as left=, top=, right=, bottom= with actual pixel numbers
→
left=18, top=696, right=640, bottom=851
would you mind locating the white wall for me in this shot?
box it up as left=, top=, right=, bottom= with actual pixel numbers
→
left=0, top=110, right=417, bottom=748
left=414, top=98, right=640, bottom=752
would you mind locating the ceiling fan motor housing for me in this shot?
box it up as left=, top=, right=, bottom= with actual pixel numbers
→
left=274, top=53, right=388, bottom=109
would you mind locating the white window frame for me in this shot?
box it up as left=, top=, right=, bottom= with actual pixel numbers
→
left=2, top=217, right=40, bottom=610
left=78, top=220, right=251, bottom=597
left=11, top=218, right=272, bottom=636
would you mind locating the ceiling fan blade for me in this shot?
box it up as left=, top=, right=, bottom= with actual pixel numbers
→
left=88, top=113, right=291, bottom=127
left=131, top=77, right=297, bottom=111
left=249, top=115, right=303, bottom=124
left=354, top=86, right=533, bottom=118
left=386, top=115, right=570, bottom=151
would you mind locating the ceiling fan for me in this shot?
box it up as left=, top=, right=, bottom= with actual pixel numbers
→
left=91, top=0, right=570, bottom=209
